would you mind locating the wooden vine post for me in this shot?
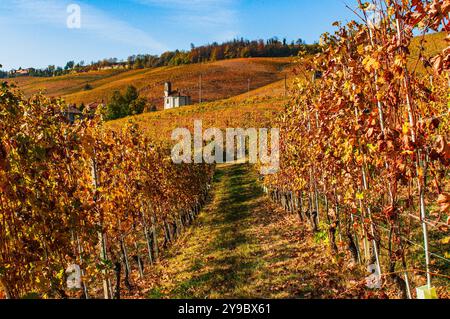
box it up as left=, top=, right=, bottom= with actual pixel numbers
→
left=394, top=8, right=432, bottom=290
left=91, top=156, right=111, bottom=299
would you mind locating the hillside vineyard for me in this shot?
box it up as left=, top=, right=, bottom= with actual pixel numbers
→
left=264, top=0, right=449, bottom=298
left=0, top=0, right=449, bottom=300
left=0, top=85, right=214, bottom=298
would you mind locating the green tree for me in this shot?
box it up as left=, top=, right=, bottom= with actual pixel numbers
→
left=130, top=98, right=146, bottom=115
left=133, top=59, right=144, bottom=69
left=124, top=85, right=139, bottom=103
left=106, top=85, right=146, bottom=120
left=65, top=61, right=75, bottom=70
left=106, top=90, right=127, bottom=120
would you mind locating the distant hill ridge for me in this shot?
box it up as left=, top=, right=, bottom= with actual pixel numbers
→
left=8, top=57, right=295, bottom=110
left=1, top=37, right=319, bottom=78
left=5, top=32, right=446, bottom=111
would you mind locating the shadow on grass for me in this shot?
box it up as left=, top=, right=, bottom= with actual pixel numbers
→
left=147, top=164, right=364, bottom=300
left=169, top=164, right=265, bottom=298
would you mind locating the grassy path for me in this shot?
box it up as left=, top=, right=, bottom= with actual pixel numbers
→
left=139, top=164, right=362, bottom=299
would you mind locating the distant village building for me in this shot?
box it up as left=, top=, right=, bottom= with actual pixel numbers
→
left=97, top=63, right=127, bottom=71
left=99, top=64, right=126, bottom=71
left=164, top=82, right=191, bottom=110
left=10, top=68, right=31, bottom=76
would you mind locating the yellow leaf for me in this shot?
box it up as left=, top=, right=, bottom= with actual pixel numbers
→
left=417, top=167, right=424, bottom=180
left=363, top=56, right=380, bottom=72
left=367, top=144, right=377, bottom=152
left=357, top=45, right=365, bottom=55
left=402, top=122, right=409, bottom=135
left=56, top=269, right=65, bottom=280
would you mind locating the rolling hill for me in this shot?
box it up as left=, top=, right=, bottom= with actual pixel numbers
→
left=6, top=32, right=445, bottom=113
left=7, top=57, right=294, bottom=109
left=6, top=32, right=446, bottom=139
left=106, top=31, right=448, bottom=145
left=106, top=58, right=308, bottom=145
left=108, top=92, right=288, bottom=146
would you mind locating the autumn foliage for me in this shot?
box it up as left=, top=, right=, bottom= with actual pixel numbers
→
left=264, top=0, right=449, bottom=296
left=0, top=83, right=213, bottom=298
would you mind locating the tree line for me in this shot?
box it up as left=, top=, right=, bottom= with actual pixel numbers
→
left=0, top=61, right=86, bottom=78
left=1, top=37, right=320, bottom=78
left=125, top=37, right=320, bottom=68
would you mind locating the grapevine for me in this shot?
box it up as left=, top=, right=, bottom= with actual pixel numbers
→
left=264, top=0, right=450, bottom=297
left=0, top=83, right=213, bottom=298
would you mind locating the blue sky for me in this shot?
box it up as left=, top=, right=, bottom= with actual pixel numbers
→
left=0, top=0, right=359, bottom=70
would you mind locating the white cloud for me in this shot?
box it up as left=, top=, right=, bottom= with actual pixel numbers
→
left=0, top=0, right=167, bottom=52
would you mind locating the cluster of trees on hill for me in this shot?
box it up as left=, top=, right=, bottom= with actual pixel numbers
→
left=1, top=61, right=87, bottom=78
left=3, top=37, right=320, bottom=78
left=187, top=37, right=319, bottom=64
left=125, top=37, right=320, bottom=68
left=33, top=61, right=85, bottom=76
left=105, top=85, right=147, bottom=121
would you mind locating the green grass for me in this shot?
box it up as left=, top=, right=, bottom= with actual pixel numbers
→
left=147, top=287, right=165, bottom=299
left=142, top=164, right=365, bottom=299
left=153, top=164, right=264, bottom=298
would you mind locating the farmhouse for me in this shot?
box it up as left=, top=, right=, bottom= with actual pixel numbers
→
left=10, top=68, right=31, bottom=76
left=164, top=82, right=191, bottom=110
